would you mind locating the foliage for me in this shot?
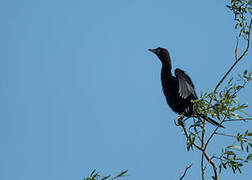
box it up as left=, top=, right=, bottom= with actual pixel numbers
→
left=218, top=130, right=252, bottom=173
left=184, top=69, right=251, bottom=177
left=83, top=170, right=128, bottom=180
left=194, top=70, right=251, bottom=123
left=227, top=0, right=252, bottom=38
left=181, top=1, right=252, bottom=179
left=84, top=1, right=251, bottom=180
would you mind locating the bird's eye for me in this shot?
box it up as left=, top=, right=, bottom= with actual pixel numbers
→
left=156, top=49, right=161, bottom=54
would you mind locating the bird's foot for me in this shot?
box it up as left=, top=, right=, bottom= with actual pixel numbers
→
left=174, top=114, right=185, bottom=126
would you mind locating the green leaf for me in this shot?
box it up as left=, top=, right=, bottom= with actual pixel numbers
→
left=241, top=140, right=244, bottom=150
left=238, top=167, right=242, bottom=173
left=246, top=153, right=252, bottom=160
left=101, top=176, right=110, bottom=180
left=219, top=164, right=222, bottom=173
left=247, top=132, right=252, bottom=136
left=227, top=145, right=241, bottom=150
left=225, top=151, right=236, bottom=155
left=223, top=163, right=227, bottom=169
left=90, top=169, right=96, bottom=177
left=232, top=166, right=235, bottom=173
left=112, top=170, right=128, bottom=179
left=245, top=130, right=248, bottom=136
left=243, top=69, right=248, bottom=76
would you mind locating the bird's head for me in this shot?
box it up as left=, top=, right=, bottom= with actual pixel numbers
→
left=148, top=47, right=171, bottom=65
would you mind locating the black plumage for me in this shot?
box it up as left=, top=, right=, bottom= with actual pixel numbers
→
left=148, top=47, right=224, bottom=128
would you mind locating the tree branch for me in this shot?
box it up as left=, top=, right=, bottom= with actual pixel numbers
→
left=178, top=17, right=251, bottom=180
left=180, top=122, right=202, bottom=151
left=203, top=18, right=252, bottom=155
left=204, top=118, right=225, bottom=152
left=203, top=155, right=215, bottom=171
left=208, top=18, right=252, bottom=107
left=199, top=17, right=252, bottom=180
left=224, top=118, right=252, bottom=122
left=201, top=150, right=218, bottom=180
left=201, top=119, right=206, bottom=180
left=201, top=153, right=205, bottom=180
left=180, top=122, right=219, bottom=180
left=215, top=132, right=252, bottom=141
left=180, top=164, right=193, bottom=180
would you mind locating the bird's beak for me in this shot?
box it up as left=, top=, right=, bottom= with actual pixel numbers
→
left=148, top=48, right=157, bottom=53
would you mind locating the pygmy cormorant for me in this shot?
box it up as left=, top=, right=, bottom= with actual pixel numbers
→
left=148, top=47, right=224, bottom=128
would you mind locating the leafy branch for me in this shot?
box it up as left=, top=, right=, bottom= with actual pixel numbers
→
left=177, top=1, right=252, bottom=179
left=217, top=130, right=252, bottom=174
left=83, top=170, right=128, bottom=180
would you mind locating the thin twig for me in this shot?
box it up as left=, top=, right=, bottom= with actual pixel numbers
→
left=204, top=118, right=224, bottom=152
left=201, top=153, right=205, bottom=180
left=202, top=117, right=225, bottom=180
left=224, top=118, right=252, bottom=122
left=180, top=164, right=193, bottom=180
left=203, top=155, right=215, bottom=170
left=180, top=122, right=202, bottom=151
left=201, top=119, right=206, bottom=180
left=180, top=122, right=218, bottom=180
left=201, top=147, right=219, bottom=180
left=208, top=18, right=252, bottom=107
left=200, top=18, right=252, bottom=180
left=204, top=126, right=221, bottom=151
left=215, top=132, right=252, bottom=141
left=235, top=37, right=239, bottom=61
left=204, top=18, right=252, bottom=151
left=178, top=18, right=251, bottom=180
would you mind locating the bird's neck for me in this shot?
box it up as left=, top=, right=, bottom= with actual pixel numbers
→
left=161, top=62, right=172, bottom=76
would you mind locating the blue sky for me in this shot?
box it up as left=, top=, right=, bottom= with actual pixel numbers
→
left=0, top=0, right=251, bottom=179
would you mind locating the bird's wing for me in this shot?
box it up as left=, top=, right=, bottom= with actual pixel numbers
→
left=174, top=68, right=197, bottom=99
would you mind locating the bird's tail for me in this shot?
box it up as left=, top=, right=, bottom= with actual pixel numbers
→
left=202, top=116, right=225, bottom=128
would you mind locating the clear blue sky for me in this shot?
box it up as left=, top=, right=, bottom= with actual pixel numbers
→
left=0, top=0, right=251, bottom=180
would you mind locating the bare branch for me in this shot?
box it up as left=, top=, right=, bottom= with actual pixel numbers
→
left=201, top=120, right=206, bottom=180
left=204, top=121, right=224, bottom=152
left=179, top=122, right=219, bottom=180
left=215, top=132, right=252, bottom=141
left=203, top=155, right=215, bottom=170
left=224, top=118, right=252, bottom=122
left=208, top=18, right=252, bottom=107
left=201, top=150, right=219, bottom=180
left=235, top=37, right=239, bottom=61
left=201, top=153, right=205, bottom=180
left=200, top=18, right=252, bottom=180
left=178, top=18, right=251, bottom=180
left=180, top=164, right=193, bottom=180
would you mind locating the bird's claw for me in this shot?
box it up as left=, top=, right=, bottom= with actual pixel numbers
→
left=174, top=114, right=185, bottom=126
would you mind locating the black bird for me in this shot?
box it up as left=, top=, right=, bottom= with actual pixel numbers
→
left=148, top=47, right=224, bottom=128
